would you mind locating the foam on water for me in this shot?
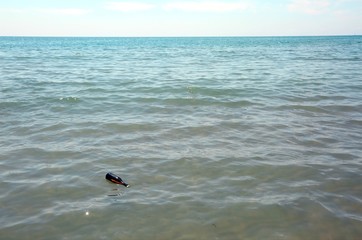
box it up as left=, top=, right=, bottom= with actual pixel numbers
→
left=1, top=36, right=362, bottom=239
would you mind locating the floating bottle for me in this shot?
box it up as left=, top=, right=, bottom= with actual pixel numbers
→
left=105, top=172, right=129, bottom=188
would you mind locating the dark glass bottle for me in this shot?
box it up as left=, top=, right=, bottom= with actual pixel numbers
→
left=105, top=172, right=129, bottom=187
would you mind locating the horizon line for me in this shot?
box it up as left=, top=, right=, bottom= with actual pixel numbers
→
left=1, top=34, right=361, bottom=38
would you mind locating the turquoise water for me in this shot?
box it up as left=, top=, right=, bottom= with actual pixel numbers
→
left=1, top=36, right=362, bottom=239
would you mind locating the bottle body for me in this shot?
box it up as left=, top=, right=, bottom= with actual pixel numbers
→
left=105, top=172, right=129, bottom=187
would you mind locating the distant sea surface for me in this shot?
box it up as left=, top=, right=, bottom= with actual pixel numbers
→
left=1, top=36, right=362, bottom=240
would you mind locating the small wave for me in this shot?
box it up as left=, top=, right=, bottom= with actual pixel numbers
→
left=274, top=104, right=331, bottom=114
left=292, top=56, right=361, bottom=62
left=59, top=97, right=79, bottom=102
left=324, top=104, right=362, bottom=113
left=0, top=101, right=26, bottom=109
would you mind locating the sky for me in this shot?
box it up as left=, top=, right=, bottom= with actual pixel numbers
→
left=0, top=0, right=361, bottom=36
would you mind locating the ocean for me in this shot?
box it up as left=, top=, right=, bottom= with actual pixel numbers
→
left=0, top=36, right=361, bottom=239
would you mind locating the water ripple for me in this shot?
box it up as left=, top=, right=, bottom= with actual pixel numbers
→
left=1, top=36, right=362, bottom=239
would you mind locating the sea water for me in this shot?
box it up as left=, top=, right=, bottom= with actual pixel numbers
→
left=0, top=36, right=362, bottom=239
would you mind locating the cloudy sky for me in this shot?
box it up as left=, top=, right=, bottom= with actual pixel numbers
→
left=0, top=0, right=361, bottom=36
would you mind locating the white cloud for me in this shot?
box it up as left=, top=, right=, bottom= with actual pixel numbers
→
left=163, top=1, right=250, bottom=12
left=0, top=8, right=27, bottom=14
left=103, top=1, right=250, bottom=13
left=288, top=0, right=330, bottom=14
left=105, top=2, right=155, bottom=12
left=37, top=8, right=91, bottom=15
left=0, top=7, right=91, bottom=15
